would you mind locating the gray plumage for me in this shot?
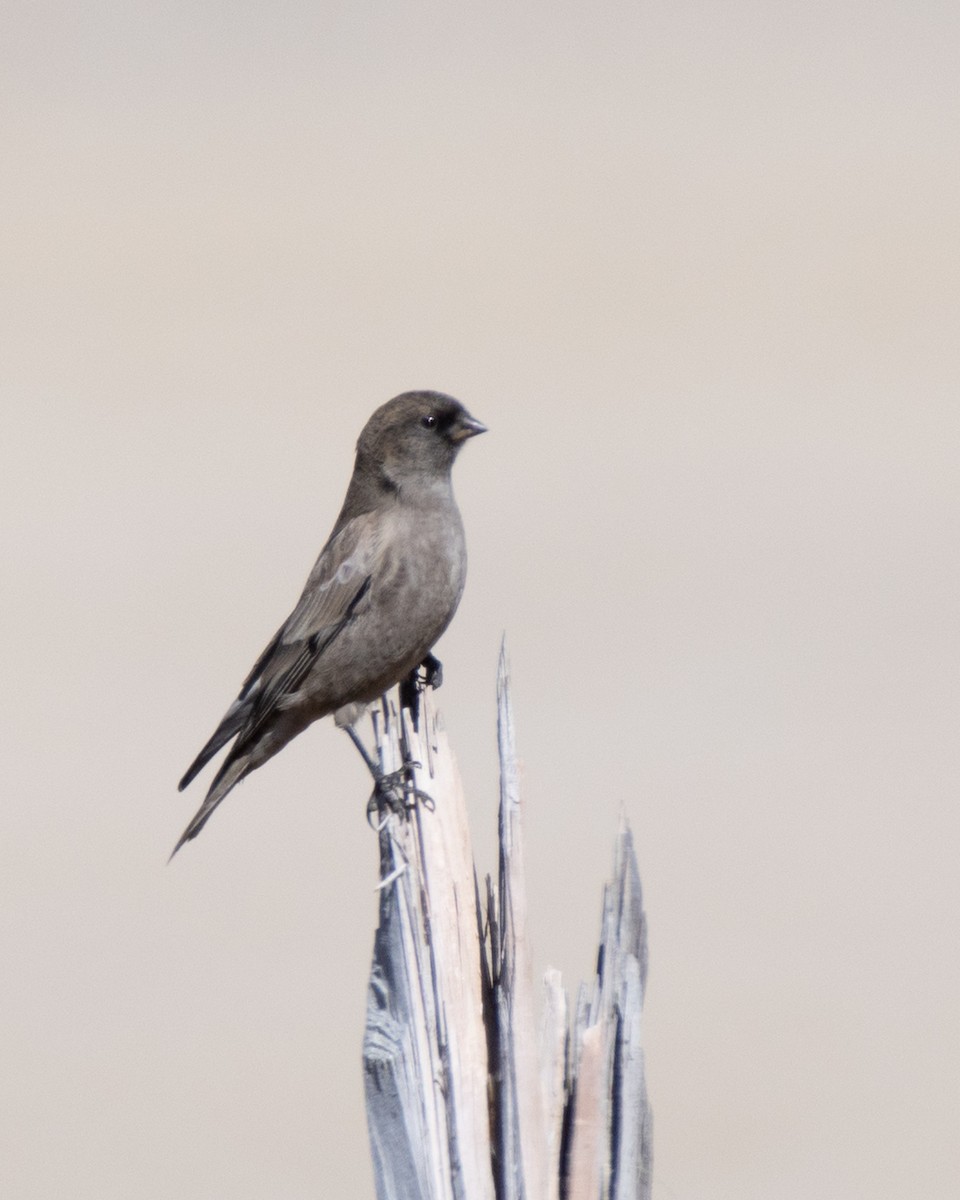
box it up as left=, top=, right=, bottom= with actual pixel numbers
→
left=173, top=390, right=485, bottom=856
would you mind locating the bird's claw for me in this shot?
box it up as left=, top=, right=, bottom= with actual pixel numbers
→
left=399, top=654, right=442, bottom=726
left=420, top=653, right=443, bottom=691
left=365, top=763, right=434, bottom=826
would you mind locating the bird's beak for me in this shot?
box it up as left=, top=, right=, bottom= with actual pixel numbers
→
left=450, top=413, right=488, bottom=442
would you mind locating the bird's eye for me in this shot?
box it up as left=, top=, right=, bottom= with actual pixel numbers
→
left=421, top=414, right=437, bottom=429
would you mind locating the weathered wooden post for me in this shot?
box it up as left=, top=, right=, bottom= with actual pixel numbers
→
left=362, top=646, right=652, bottom=1200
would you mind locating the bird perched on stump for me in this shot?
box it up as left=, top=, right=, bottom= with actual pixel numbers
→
left=173, top=390, right=486, bottom=857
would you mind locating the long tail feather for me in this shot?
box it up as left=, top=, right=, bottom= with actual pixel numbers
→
left=169, top=753, right=250, bottom=859
left=178, top=699, right=251, bottom=791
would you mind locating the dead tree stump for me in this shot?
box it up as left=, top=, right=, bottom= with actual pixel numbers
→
left=363, top=647, right=652, bottom=1200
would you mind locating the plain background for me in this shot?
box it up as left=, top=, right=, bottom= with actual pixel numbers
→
left=2, top=3, right=958, bottom=1198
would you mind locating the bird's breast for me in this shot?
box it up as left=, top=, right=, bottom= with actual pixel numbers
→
left=376, top=500, right=466, bottom=621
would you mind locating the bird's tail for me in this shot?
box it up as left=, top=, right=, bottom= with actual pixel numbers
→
left=169, top=752, right=251, bottom=860
left=178, top=698, right=251, bottom=792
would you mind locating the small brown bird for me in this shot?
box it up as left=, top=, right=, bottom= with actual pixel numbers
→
left=173, top=390, right=485, bottom=856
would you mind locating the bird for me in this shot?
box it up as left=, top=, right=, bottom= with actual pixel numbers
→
left=173, top=390, right=486, bottom=856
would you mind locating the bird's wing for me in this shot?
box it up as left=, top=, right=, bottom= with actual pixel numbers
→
left=179, top=511, right=381, bottom=789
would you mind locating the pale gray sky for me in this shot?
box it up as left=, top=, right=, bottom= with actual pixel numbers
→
left=2, top=3, right=958, bottom=1198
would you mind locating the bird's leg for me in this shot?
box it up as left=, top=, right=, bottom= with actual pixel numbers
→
left=399, top=652, right=443, bottom=729
left=344, top=723, right=382, bottom=780
left=398, top=671, right=420, bottom=726
left=342, top=722, right=433, bottom=824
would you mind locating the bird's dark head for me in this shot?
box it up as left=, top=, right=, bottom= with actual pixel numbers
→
left=357, top=391, right=487, bottom=488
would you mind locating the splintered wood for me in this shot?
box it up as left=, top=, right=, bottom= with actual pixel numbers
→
left=363, top=695, right=494, bottom=1200
left=362, top=650, right=652, bottom=1200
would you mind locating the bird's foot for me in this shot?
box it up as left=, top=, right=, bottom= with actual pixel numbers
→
left=399, top=653, right=443, bottom=728
left=366, top=762, right=435, bottom=827
left=420, top=653, right=443, bottom=690
left=344, top=713, right=435, bottom=825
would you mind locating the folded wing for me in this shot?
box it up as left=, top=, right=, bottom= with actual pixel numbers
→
left=178, top=512, right=380, bottom=793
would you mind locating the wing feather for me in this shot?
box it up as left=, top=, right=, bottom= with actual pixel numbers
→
left=179, top=511, right=382, bottom=786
